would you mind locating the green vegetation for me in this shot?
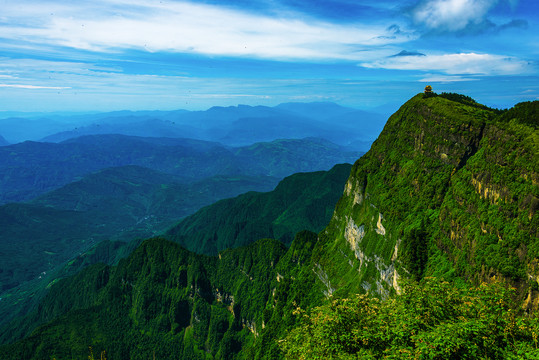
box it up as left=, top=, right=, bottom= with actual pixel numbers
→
left=0, top=164, right=349, bottom=342
left=0, top=166, right=277, bottom=332
left=167, top=163, right=352, bottom=254
left=312, top=95, right=538, bottom=298
left=2, top=236, right=538, bottom=359
left=0, top=236, right=312, bottom=359
left=0, top=139, right=359, bottom=331
left=0, top=163, right=276, bottom=283
left=438, top=92, right=500, bottom=112
left=281, top=278, right=539, bottom=359
left=0, top=94, right=537, bottom=359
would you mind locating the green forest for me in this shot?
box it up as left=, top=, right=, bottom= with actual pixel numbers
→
left=0, top=94, right=537, bottom=359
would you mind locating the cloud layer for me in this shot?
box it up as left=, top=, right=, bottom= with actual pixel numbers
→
left=0, top=0, right=536, bottom=111
left=362, top=53, right=531, bottom=75
left=411, top=0, right=500, bottom=31
left=1, top=0, right=412, bottom=61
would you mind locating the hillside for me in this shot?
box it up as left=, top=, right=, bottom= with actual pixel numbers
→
left=0, top=235, right=321, bottom=358
left=167, top=163, right=352, bottom=254
left=0, top=164, right=348, bottom=342
left=32, top=165, right=277, bottom=223
left=0, top=94, right=537, bottom=358
left=0, top=168, right=277, bottom=334
left=0, top=135, right=361, bottom=204
left=311, top=95, right=538, bottom=301
left=0, top=165, right=277, bottom=292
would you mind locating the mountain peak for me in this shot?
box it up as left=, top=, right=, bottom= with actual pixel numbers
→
left=315, top=94, right=537, bottom=298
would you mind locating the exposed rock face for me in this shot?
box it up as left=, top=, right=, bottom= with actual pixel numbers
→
left=313, top=263, right=335, bottom=297
left=313, top=95, right=538, bottom=306
left=375, top=213, right=386, bottom=236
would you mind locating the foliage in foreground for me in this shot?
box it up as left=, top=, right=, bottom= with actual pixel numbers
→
left=281, top=278, right=539, bottom=359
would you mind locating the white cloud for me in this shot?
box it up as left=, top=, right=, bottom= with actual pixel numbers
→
left=0, top=0, right=413, bottom=61
left=418, top=74, right=480, bottom=82
left=0, top=84, right=70, bottom=89
left=361, top=52, right=530, bottom=75
left=412, top=0, right=498, bottom=31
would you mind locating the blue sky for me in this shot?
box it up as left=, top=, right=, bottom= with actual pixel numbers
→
left=0, top=0, right=537, bottom=112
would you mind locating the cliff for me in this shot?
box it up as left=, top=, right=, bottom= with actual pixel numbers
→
left=313, top=94, right=538, bottom=305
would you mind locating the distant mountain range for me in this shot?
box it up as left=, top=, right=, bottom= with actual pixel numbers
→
left=0, top=135, right=8, bottom=146
left=0, top=135, right=362, bottom=204
left=0, top=102, right=387, bottom=149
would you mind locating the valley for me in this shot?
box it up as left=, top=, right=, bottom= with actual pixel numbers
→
left=0, top=94, right=537, bottom=359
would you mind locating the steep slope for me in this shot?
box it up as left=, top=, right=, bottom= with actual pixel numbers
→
left=434, top=100, right=538, bottom=306
left=0, top=164, right=348, bottom=341
left=0, top=166, right=277, bottom=333
left=0, top=234, right=322, bottom=358
left=167, top=163, right=352, bottom=254
left=311, top=95, right=538, bottom=301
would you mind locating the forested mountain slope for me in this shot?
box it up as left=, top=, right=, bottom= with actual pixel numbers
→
left=0, top=94, right=537, bottom=359
left=0, top=164, right=349, bottom=345
left=0, top=165, right=276, bottom=294
left=166, top=163, right=352, bottom=254
left=0, top=234, right=322, bottom=359
left=311, top=94, right=538, bottom=302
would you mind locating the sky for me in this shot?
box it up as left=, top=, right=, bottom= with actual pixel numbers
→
left=0, top=0, right=537, bottom=112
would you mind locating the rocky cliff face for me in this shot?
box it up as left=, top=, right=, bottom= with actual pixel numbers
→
left=314, top=94, right=538, bottom=305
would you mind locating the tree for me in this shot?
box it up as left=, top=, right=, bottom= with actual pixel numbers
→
left=280, top=278, right=539, bottom=359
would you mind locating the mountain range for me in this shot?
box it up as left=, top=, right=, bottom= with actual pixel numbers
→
left=0, top=135, right=361, bottom=204
left=0, top=102, right=387, bottom=149
left=0, top=94, right=537, bottom=359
